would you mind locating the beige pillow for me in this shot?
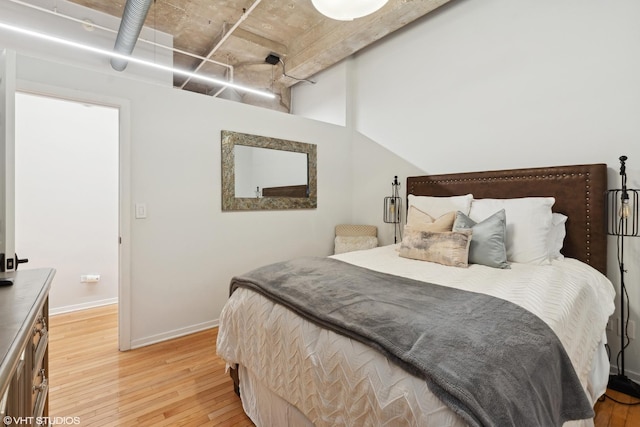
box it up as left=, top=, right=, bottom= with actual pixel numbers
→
left=406, top=206, right=455, bottom=232
left=407, top=205, right=433, bottom=225
left=399, top=229, right=472, bottom=268
left=408, top=194, right=473, bottom=218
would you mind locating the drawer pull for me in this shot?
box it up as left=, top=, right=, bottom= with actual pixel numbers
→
left=33, top=369, right=47, bottom=392
left=32, top=330, right=49, bottom=371
left=33, top=316, right=47, bottom=336
left=33, top=379, right=48, bottom=418
left=33, top=382, right=47, bottom=392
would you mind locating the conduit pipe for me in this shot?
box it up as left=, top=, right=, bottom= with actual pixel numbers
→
left=7, top=0, right=237, bottom=96
left=7, top=0, right=232, bottom=75
left=110, top=0, right=153, bottom=71
left=179, top=0, right=263, bottom=89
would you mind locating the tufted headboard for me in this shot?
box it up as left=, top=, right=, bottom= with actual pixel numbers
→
left=406, top=164, right=608, bottom=275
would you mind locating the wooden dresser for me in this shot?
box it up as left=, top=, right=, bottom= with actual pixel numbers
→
left=0, top=269, right=55, bottom=425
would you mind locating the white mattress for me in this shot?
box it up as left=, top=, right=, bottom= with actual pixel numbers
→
left=217, top=245, right=616, bottom=426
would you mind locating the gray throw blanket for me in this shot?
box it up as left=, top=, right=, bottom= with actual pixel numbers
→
left=230, top=257, right=594, bottom=427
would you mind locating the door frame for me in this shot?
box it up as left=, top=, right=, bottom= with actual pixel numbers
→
left=0, top=49, right=17, bottom=273
left=16, top=80, right=132, bottom=351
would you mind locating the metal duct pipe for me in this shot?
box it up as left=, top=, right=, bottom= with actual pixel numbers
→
left=110, top=0, right=153, bottom=71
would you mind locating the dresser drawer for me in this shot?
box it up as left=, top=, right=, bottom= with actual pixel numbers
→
left=0, top=269, right=55, bottom=423
left=31, top=361, right=47, bottom=418
left=32, top=311, right=47, bottom=355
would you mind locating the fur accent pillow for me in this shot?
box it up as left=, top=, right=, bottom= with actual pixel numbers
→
left=399, top=229, right=472, bottom=268
left=334, top=236, right=378, bottom=254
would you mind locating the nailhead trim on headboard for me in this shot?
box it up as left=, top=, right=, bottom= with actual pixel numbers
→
left=406, top=165, right=607, bottom=274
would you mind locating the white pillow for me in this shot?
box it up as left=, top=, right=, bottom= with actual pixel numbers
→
left=469, top=197, right=555, bottom=265
left=408, top=194, right=473, bottom=221
left=547, top=213, right=568, bottom=261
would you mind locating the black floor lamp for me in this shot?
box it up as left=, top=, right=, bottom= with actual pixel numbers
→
left=607, top=155, right=640, bottom=398
left=383, top=176, right=402, bottom=243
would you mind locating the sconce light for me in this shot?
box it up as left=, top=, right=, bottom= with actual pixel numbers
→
left=312, top=0, right=389, bottom=21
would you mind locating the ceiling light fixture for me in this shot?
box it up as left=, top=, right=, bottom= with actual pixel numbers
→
left=311, top=0, right=388, bottom=21
left=0, top=22, right=276, bottom=99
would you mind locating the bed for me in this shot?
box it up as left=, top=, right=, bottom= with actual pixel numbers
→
left=216, top=163, right=616, bottom=427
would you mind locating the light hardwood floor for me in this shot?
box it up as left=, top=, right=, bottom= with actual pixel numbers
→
left=594, top=388, right=640, bottom=427
left=48, top=304, right=253, bottom=426
left=50, top=305, right=640, bottom=426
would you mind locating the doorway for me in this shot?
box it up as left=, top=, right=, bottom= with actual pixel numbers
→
left=14, top=91, right=120, bottom=333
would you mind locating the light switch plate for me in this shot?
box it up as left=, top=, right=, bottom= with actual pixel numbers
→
left=135, top=203, right=147, bottom=219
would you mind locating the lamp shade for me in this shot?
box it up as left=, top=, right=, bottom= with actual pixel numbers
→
left=312, top=0, right=389, bottom=21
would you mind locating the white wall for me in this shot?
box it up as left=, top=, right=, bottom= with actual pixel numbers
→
left=293, top=0, right=640, bottom=380
left=291, top=59, right=348, bottom=127
left=15, top=92, right=119, bottom=313
left=10, top=51, right=352, bottom=348
left=350, top=131, right=424, bottom=246
left=350, top=0, right=640, bottom=172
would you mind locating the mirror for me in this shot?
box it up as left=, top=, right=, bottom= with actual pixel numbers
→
left=221, top=130, right=317, bottom=211
left=234, top=145, right=308, bottom=198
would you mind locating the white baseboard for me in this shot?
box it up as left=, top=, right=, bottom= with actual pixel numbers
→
left=130, top=319, right=219, bottom=349
left=609, top=364, right=640, bottom=383
left=49, top=297, right=118, bottom=316
left=50, top=299, right=218, bottom=350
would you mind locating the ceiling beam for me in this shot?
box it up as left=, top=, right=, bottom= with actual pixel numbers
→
left=231, top=28, right=288, bottom=58
left=277, top=0, right=451, bottom=87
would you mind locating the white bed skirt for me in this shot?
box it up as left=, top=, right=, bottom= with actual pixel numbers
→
left=237, top=359, right=603, bottom=427
left=239, top=364, right=315, bottom=427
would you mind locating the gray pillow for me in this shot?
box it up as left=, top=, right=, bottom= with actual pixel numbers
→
left=453, top=209, right=510, bottom=269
